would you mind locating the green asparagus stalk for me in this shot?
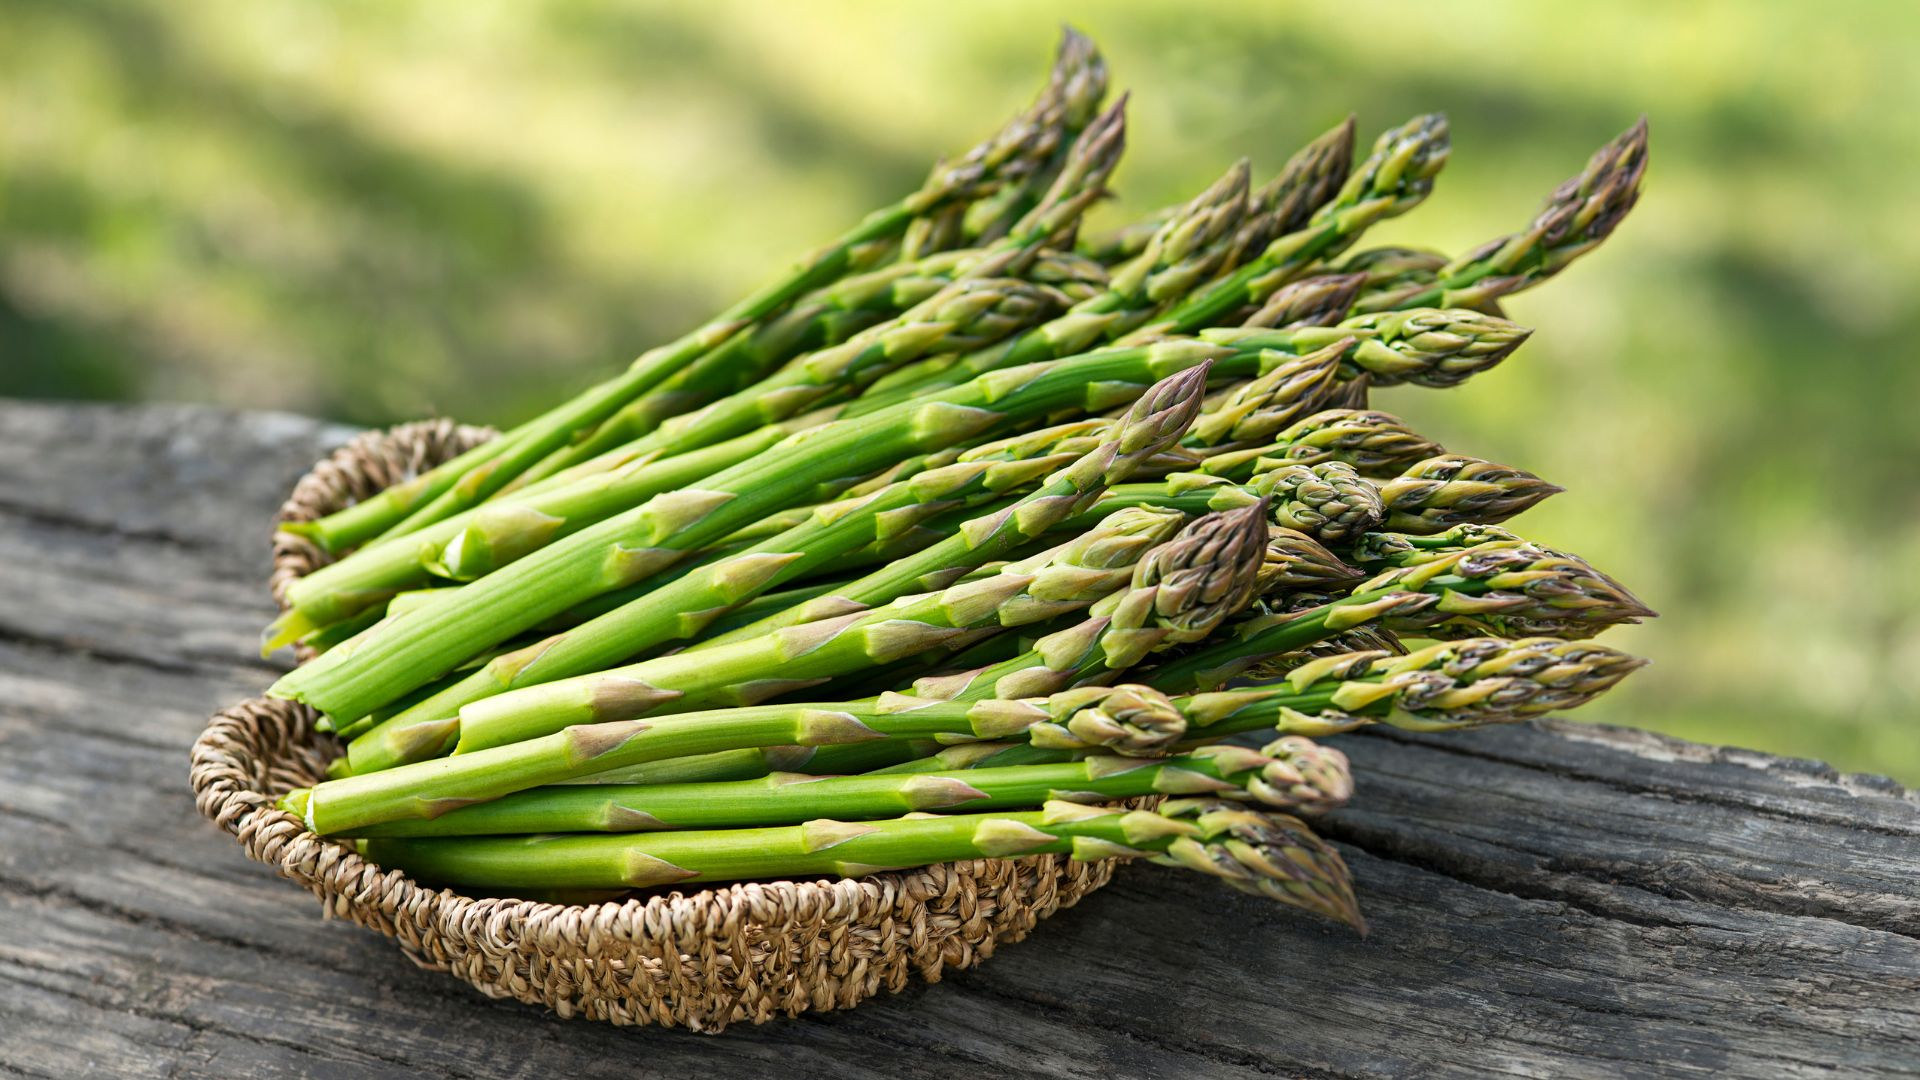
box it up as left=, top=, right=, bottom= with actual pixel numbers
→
left=1352, top=119, right=1649, bottom=314
left=679, top=364, right=1214, bottom=650
left=1223, top=117, right=1361, bottom=268
left=1253, top=462, right=1387, bottom=543
left=1346, top=523, right=1522, bottom=567
left=336, top=365, right=1209, bottom=772
left=344, top=734, right=1352, bottom=837
left=1375, top=454, right=1563, bottom=534
left=1083, top=116, right=1354, bottom=272
left=290, top=684, right=1206, bottom=834
left=1183, top=336, right=1348, bottom=448
left=1144, top=538, right=1655, bottom=691
left=509, top=247, right=1115, bottom=493
left=355, top=798, right=1365, bottom=930
left=520, top=101, right=1127, bottom=487
left=263, top=420, right=816, bottom=648
left=1238, top=272, right=1369, bottom=329
left=1042, top=457, right=1384, bottom=549
left=901, top=28, right=1111, bottom=257
left=277, top=32, right=1105, bottom=556
left=1335, top=246, right=1450, bottom=311
left=1123, top=114, right=1450, bottom=343
left=444, top=506, right=1188, bottom=756
left=842, top=156, right=1253, bottom=416
left=1198, top=408, right=1447, bottom=482
left=267, top=334, right=1247, bottom=724
left=560, top=738, right=946, bottom=788
left=912, top=501, right=1276, bottom=702
left=907, top=634, right=1644, bottom=777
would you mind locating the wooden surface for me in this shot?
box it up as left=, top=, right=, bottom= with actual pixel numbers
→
left=2, top=399, right=1916, bottom=1079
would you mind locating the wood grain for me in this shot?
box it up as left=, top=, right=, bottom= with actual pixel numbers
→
left=1, top=401, right=1914, bottom=1079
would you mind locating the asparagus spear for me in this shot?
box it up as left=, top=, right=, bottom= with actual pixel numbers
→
left=355, top=798, right=1365, bottom=930
left=1346, top=523, right=1522, bottom=567
left=443, top=505, right=1188, bottom=756
left=1352, top=119, right=1650, bottom=315
left=279, top=35, right=1102, bottom=557
left=1197, top=408, right=1447, bottom=481
left=902, top=28, right=1111, bottom=257
left=277, top=310, right=1519, bottom=723
left=1238, top=273, right=1369, bottom=329
left=911, top=501, right=1276, bottom=702
left=1144, top=537, right=1655, bottom=691
left=1224, top=117, right=1361, bottom=268
left=336, top=366, right=1209, bottom=770
left=560, top=739, right=945, bottom=788
left=289, top=684, right=1207, bottom=834
left=343, top=735, right=1352, bottom=837
left=1184, top=337, right=1348, bottom=448
left=264, top=420, right=813, bottom=647
left=520, top=101, right=1127, bottom=489
left=1046, top=460, right=1384, bottom=547
left=1084, top=116, right=1355, bottom=271
left=1376, top=454, right=1563, bottom=534
left=901, top=634, right=1643, bottom=775
left=1123, top=114, right=1450, bottom=343
left=843, top=157, right=1253, bottom=416
left=501, top=249, right=1109, bottom=494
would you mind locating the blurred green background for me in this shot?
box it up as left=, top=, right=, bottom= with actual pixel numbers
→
left=5, top=0, right=1917, bottom=778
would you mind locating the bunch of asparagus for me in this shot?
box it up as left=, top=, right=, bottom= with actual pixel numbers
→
left=268, top=29, right=1652, bottom=931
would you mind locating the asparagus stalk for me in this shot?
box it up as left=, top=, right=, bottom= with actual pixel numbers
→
left=355, top=798, right=1365, bottom=930
left=444, top=505, right=1188, bottom=756
left=842, top=157, right=1254, bottom=416
left=510, top=247, right=1115, bottom=492
left=280, top=39, right=1102, bottom=557
left=912, top=502, right=1276, bottom=702
left=1123, top=114, right=1450, bottom=343
left=1083, top=116, right=1354, bottom=272
left=1044, top=465, right=1374, bottom=547
left=677, top=365, right=1213, bottom=650
left=521, top=102, right=1126, bottom=487
left=1223, top=117, right=1361, bottom=268
left=1238, top=272, right=1369, bottom=329
left=1197, top=408, right=1448, bottom=482
left=1144, top=537, right=1655, bottom=691
left=560, top=739, right=945, bottom=788
left=264, top=421, right=813, bottom=647
left=344, top=735, right=1352, bottom=837
left=289, top=684, right=1206, bottom=834
left=267, top=335, right=1242, bottom=723
left=276, top=309, right=1520, bottom=722
left=902, top=28, right=1111, bottom=257
left=1352, top=119, right=1650, bottom=314
left=892, top=634, right=1645, bottom=774
left=1375, top=454, right=1562, bottom=534
left=337, top=366, right=1208, bottom=771
left=1346, top=523, right=1522, bottom=567
left=1183, top=337, right=1349, bottom=448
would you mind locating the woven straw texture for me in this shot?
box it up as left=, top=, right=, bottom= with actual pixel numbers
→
left=190, top=419, right=1121, bottom=1030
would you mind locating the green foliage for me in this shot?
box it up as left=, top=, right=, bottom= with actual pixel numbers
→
left=5, top=0, right=1916, bottom=778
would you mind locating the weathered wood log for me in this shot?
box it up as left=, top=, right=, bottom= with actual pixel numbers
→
left=0, top=400, right=1914, bottom=1079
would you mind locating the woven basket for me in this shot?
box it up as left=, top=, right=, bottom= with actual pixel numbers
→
left=189, top=419, right=1122, bottom=1030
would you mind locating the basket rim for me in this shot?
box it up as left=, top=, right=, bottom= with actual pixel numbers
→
left=196, top=415, right=1122, bottom=1029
